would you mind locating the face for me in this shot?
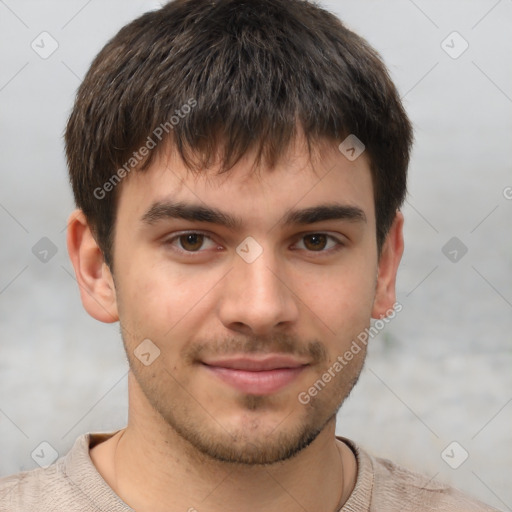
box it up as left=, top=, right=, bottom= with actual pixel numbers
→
left=103, top=138, right=397, bottom=464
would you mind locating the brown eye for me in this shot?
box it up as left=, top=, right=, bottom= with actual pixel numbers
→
left=179, top=233, right=205, bottom=251
left=295, top=233, right=344, bottom=254
left=303, top=234, right=328, bottom=251
left=165, top=231, right=218, bottom=255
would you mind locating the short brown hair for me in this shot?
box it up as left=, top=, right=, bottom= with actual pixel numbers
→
left=65, top=0, right=413, bottom=269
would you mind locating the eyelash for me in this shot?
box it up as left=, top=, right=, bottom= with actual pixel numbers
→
left=163, top=231, right=346, bottom=257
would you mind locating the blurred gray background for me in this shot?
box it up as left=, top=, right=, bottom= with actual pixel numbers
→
left=0, top=0, right=511, bottom=509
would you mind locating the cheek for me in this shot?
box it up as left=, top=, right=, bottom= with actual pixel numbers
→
left=292, top=258, right=377, bottom=334
left=117, top=258, right=219, bottom=343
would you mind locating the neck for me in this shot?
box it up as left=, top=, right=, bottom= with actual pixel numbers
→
left=91, top=375, right=357, bottom=512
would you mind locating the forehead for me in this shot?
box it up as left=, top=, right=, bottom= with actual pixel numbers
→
left=116, top=138, right=376, bottom=230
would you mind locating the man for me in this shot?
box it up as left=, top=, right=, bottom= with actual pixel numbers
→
left=0, top=0, right=500, bottom=510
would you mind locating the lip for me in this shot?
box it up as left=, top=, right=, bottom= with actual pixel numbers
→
left=202, top=355, right=309, bottom=371
left=201, top=355, right=309, bottom=395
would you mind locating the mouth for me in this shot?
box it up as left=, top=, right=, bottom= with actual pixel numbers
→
left=201, top=355, right=310, bottom=395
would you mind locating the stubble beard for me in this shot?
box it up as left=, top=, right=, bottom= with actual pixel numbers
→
left=128, top=358, right=365, bottom=466
left=122, top=327, right=366, bottom=466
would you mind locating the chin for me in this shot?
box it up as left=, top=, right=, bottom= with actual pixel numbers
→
left=177, top=421, right=325, bottom=465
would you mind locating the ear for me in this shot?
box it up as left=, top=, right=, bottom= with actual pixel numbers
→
left=371, top=211, right=404, bottom=319
left=66, top=209, right=119, bottom=323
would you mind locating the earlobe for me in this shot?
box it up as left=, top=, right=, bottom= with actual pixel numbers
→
left=66, top=209, right=119, bottom=323
left=371, top=211, right=404, bottom=319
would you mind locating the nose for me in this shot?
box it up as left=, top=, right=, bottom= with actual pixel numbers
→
left=217, top=246, right=300, bottom=336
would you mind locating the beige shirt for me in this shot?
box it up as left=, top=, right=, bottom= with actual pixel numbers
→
left=0, top=432, right=500, bottom=511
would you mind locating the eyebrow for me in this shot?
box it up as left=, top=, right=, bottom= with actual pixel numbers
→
left=140, top=200, right=367, bottom=229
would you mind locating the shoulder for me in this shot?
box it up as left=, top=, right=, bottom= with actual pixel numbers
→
left=0, top=432, right=121, bottom=512
left=373, top=457, right=496, bottom=512
left=370, top=452, right=500, bottom=511
left=0, top=462, right=65, bottom=511
left=339, top=438, right=501, bottom=512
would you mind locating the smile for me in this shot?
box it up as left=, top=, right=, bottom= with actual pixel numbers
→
left=201, top=355, right=309, bottom=395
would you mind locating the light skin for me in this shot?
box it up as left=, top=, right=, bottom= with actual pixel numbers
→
left=67, top=134, right=404, bottom=512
